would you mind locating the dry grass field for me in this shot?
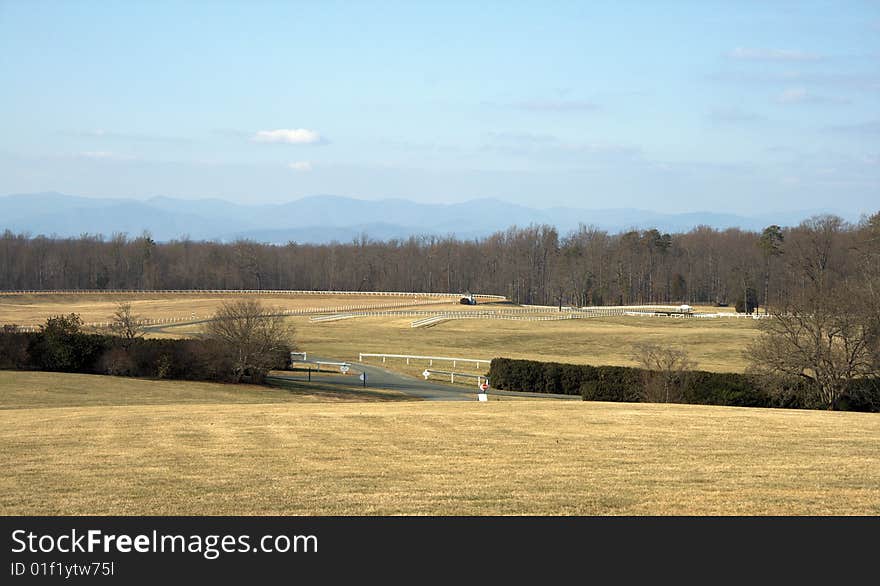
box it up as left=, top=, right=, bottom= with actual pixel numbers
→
left=0, top=371, right=410, bottom=409
left=151, top=312, right=758, bottom=374
left=8, top=291, right=846, bottom=516
left=2, top=291, right=760, bottom=372
left=0, top=292, right=460, bottom=326
left=1, top=379, right=877, bottom=515
left=295, top=314, right=760, bottom=373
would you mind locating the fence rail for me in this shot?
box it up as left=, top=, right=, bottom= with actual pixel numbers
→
left=359, top=352, right=490, bottom=368
left=0, top=289, right=507, bottom=300
left=422, top=369, right=489, bottom=385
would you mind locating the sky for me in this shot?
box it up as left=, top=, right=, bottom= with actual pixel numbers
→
left=1, top=0, right=878, bottom=215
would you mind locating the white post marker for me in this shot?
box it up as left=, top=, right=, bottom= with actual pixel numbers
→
left=477, top=380, right=489, bottom=401
left=423, top=369, right=430, bottom=380
left=340, top=364, right=350, bottom=374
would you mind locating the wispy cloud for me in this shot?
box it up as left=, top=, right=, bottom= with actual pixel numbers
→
left=70, top=129, right=189, bottom=143
left=511, top=99, right=598, bottom=112
left=725, top=47, right=822, bottom=62
left=828, top=120, right=880, bottom=134
left=77, top=151, right=135, bottom=161
left=707, top=70, right=880, bottom=93
left=486, top=131, right=560, bottom=144
left=483, top=132, right=639, bottom=159
left=252, top=128, right=325, bottom=144
left=287, top=161, right=313, bottom=172
left=708, top=107, right=764, bottom=123
left=775, top=87, right=848, bottom=105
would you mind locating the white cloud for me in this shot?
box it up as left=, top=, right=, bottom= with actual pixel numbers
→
left=486, top=131, right=560, bottom=144
left=287, top=161, right=313, bottom=172
left=709, top=107, right=763, bottom=123
left=777, top=88, right=810, bottom=103
left=512, top=99, right=597, bottom=112
left=252, top=128, right=324, bottom=144
left=78, top=151, right=134, bottom=160
left=726, top=47, right=821, bottom=61
left=776, top=87, right=847, bottom=105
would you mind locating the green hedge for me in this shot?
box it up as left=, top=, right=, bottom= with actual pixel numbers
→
left=487, top=358, right=879, bottom=412
left=0, top=331, right=289, bottom=384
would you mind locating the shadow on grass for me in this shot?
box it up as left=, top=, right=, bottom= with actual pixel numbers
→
left=265, top=375, right=415, bottom=402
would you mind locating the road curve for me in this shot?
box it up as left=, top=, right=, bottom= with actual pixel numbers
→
left=270, top=356, right=579, bottom=401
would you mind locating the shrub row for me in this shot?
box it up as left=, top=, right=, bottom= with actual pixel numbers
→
left=0, top=331, right=289, bottom=383
left=487, top=357, right=880, bottom=412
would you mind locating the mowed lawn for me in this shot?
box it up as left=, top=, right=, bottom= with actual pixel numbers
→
left=1, top=373, right=877, bottom=515
left=0, top=371, right=410, bottom=409
left=1, top=291, right=758, bottom=372
left=294, top=314, right=760, bottom=373
left=0, top=292, right=457, bottom=326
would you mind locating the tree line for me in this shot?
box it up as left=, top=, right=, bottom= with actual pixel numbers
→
left=0, top=213, right=877, bottom=309
left=0, top=300, right=294, bottom=384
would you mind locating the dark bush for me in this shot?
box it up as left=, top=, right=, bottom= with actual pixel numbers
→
left=837, top=380, right=880, bottom=413
left=0, top=330, right=290, bottom=385
left=13, top=314, right=113, bottom=373
left=488, top=357, right=879, bottom=412
left=0, top=331, right=31, bottom=369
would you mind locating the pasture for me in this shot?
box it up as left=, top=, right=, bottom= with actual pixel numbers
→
left=0, top=292, right=875, bottom=516
left=296, top=314, right=759, bottom=373
left=0, top=291, right=760, bottom=372
left=0, top=291, right=464, bottom=326
left=0, top=370, right=409, bottom=409
left=1, top=378, right=877, bottom=515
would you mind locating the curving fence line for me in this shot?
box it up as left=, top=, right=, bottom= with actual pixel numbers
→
left=1, top=292, right=507, bottom=330
left=359, top=353, right=490, bottom=368
left=0, top=289, right=507, bottom=301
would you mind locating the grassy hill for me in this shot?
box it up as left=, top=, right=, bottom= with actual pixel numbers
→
left=1, top=371, right=877, bottom=515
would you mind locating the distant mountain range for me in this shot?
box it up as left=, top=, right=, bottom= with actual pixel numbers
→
left=0, top=192, right=853, bottom=244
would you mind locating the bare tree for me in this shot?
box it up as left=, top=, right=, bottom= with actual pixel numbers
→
left=110, top=302, right=144, bottom=347
left=631, top=342, right=695, bottom=403
left=749, top=290, right=875, bottom=409
left=757, top=225, right=784, bottom=313
left=749, top=217, right=877, bottom=409
left=205, top=299, right=294, bottom=383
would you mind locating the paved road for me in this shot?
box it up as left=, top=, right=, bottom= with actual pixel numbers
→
left=270, top=356, right=579, bottom=401
left=142, top=314, right=577, bottom=401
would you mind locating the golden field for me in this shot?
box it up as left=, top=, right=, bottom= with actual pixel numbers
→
left=1, top=292, right=755, bottom=373
left=153, top=313, right=758, bottom=374
left=0, top=292, right=460, bottom=326
left=295, top=314, right=759, bottom=373
left=1, top=373, right=877, bottom=515
left=0, top=371, right=409, bottom=410
left=3, top=292, right=858, bottom=516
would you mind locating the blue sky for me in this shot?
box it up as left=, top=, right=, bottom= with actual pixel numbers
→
left=1, top=0, right=878, bottom=215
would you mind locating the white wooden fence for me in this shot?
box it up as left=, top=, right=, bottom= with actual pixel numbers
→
left=359, top=352, right=490, bottom=369
left=422, top=369, right=489, bottom=385
left=1, top=289, right=507, bottom=301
